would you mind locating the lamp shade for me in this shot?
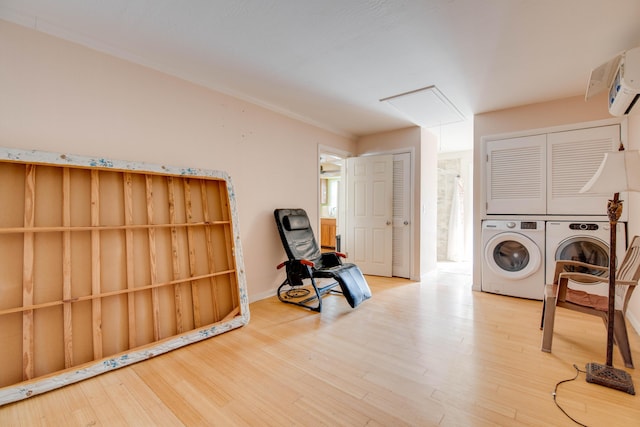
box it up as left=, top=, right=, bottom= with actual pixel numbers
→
left=580, top=150, right=640, bottom=194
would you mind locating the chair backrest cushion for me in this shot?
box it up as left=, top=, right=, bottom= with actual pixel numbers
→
left=612, top=235, right=640, bottom=309
left=283, top=215, right=310, bottom=231
left=617, top=236, right=640, bottom=282
left=274, top=209, right=322, bottom=265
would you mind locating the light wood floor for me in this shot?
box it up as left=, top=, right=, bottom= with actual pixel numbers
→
left=1, top=264, right=639, bottom=426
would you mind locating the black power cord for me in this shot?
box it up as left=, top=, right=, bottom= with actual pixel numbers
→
left=552, top=364, right=588, bottom=427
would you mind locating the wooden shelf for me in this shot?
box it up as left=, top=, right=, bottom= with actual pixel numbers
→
left=0, top=148, right=249, bottom=405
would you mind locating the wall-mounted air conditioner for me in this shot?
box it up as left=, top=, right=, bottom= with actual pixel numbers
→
left=586, top=46, right=640, bottom=116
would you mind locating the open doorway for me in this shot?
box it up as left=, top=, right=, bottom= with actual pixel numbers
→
left=319, top=149, right=347, bottom=252
left=437, top=150, right=473, bottom=274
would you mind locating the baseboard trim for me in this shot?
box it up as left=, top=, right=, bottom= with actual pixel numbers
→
left=249, top=288, right=277, bottom=303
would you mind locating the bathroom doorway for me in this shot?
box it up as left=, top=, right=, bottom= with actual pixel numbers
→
left=319, top=148, right=348, bottom=252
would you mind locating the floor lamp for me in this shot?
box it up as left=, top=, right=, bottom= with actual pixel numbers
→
left=580, top=145, right=640, bottom=395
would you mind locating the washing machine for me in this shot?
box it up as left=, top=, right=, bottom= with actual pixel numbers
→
left=545, top=221, right=627, bottom=296
left=481, top=220, right=545, bottom=300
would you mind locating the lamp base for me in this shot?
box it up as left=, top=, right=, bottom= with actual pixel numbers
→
left=585, top=362, right=635, bottom=395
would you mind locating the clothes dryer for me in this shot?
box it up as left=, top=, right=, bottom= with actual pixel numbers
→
left=545, top=221, right=627, bottom=296
left=481, top=220, right=545, bottom=300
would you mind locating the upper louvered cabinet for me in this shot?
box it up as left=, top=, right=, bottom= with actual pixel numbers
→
left=547, top=125, right=621, bottom=215
left=486, top=134, right=547, bottom=214
left=485, top=124, right=623, bottom=217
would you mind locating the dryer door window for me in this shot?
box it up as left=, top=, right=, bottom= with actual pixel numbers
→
left=484, top=232, right=542, bottom=280
left=555, top=237, right=609, bottom=282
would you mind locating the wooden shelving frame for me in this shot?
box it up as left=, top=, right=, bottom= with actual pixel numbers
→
left=0, top=148, right=249, bottom=405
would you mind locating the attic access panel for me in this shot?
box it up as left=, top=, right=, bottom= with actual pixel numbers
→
left=0, top=148, right=249, bottom=405
left=380, top=85, right=465, bottom=128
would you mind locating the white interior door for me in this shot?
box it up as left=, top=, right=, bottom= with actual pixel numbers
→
left=392, top=152, right=411, bottom=278
left=346, top=155, right=393, bottom=276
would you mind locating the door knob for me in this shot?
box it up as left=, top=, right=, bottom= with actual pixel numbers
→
left=404, top=221, right=409, bottom=225
left=386, top=221, right=391, bottom=225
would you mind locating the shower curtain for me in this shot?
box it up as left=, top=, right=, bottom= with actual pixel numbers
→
left=447, top=175, right=464, bottom=261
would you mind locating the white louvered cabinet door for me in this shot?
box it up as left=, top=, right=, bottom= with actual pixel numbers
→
left=485, top=134, right=547, bottom=215
left=547, top=125, right=621, bottom=215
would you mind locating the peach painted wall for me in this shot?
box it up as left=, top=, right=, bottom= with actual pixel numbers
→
left=474, top=94, right=640, bottom=334
left=0, top=20, right=355, bottom=302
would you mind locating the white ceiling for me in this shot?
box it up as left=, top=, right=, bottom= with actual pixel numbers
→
left=2, top=0, right=640, bottom=150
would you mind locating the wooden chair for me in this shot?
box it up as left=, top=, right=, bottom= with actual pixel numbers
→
left=541, top=235, right=640, bottom=368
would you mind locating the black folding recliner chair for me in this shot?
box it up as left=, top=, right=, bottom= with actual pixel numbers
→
left=274, top=208, right=371, bottom=312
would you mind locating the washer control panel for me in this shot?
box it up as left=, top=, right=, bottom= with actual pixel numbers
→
left=569, top=223, right=599, bottom=231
